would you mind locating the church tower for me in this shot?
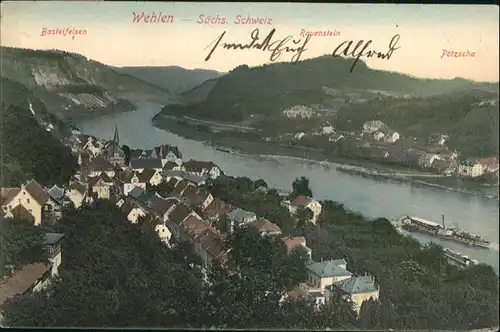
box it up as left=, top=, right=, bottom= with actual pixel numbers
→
left=107, top=123, right=124, bottom=166
left=113, top=123, right=120, bottom=145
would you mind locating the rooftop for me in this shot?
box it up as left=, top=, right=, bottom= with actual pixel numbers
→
left=306, top=259, right=352, bottom=278
left=332, top=275, right=378, bottom=295
left=24, top=179, right=50, bottom=206
left=248, top=218, right=281, bottom=234
left=130, top=158, right=163, bottom=170
left=292, top=195, right=313, bottom=207
left=227, top=208, right=256, bottom=222
left=0, top=263, right=51, bottom=305
left=43, top=233, right=65, bottom=245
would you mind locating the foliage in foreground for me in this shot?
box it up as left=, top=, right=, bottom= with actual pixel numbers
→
left=207, top=175, right=500, bottom=330
left=0, top=104, right=77, bottom=187
left=0, top=216, right=47, bottom=270
left=2, top=200, right=353, bottom=329
left=2, top=176, right=498, bottom=330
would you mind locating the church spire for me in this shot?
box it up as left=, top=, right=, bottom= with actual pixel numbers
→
left=113, top=123, right=119, bottom=144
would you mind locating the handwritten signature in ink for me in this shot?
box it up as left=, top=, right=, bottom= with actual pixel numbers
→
left=204, top=28, right=312, bottom=64
left=332, top=34, right=401, bottom=72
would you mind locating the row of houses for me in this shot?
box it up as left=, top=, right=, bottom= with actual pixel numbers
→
left=1, top=124, right=378, bottom=318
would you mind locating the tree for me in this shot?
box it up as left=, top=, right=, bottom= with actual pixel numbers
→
left=1, top=200, right=207, bottom=328
left=295, top=206, right=314, bottom=229
left=121, top=145, right=131, bottom=166
left=0, top=104, right=77, bottom=187
left=149, top=182, right=175, bottom=197
left=0, top=216, right=47, bottom=269
left=316, top=291, right=357, bottom=328
left=292, top=176, right=313, bottom=197
left=253, top=178, right=268, bottom=190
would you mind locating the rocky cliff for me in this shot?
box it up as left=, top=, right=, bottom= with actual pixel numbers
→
left=1, top=47, right=171, bottom=118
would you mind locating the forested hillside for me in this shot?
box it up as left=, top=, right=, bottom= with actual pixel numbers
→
left=0, top=104, right=77, bottom=187
left=334, top=89, right=499, bottom=157
left=1, top=47, right=171, bottom=118
left=159, top=55, right=498, bottom=122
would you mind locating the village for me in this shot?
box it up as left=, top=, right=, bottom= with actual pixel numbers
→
left=275, top=105, right=499, bottom=184
left=0, top=124, right=380, bottom=317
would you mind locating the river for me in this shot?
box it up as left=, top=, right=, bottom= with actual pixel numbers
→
left=76, top=101, right=500, bottom=272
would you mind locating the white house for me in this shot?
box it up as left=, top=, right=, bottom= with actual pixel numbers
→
left=306, top=259, right=353, bottom=290
left=362, top=120, right=386, bottom=134
left=148, top=169, right=164, bottom=186
left=43, top=233, right=65, bottom=276
left=65, top=182, right=88, bottom=208
left=155, top=223, right=172, bottom=245
left=86, top=156, right=116, bottom=178
left=88, top=173, right=115, bottom=200
left=458, top=159, right=484, bottom=178
left=182, top=160, right=222, bottom=180
left=283, top=195, right=322, bottom=224
left=226, top=208, right=257, bottom=233
left=384, top=131, right=400, bottom=143
left=317, top=121, right=335, bottom=135
left=373, top=131, right=385, bottom=141
left=281, top=236, right=313, bottom=260
left=82, top=136, right=103, bottom=157
left=419, top=153, right=441, bottom=168
left=128, top=207, right=147, bottom=224
left=283, top=105, right=317, bottom=119
left=117, top=171, right=148, bottom=196
left=294, top=132, right=306, bottom=140
left=325, top=275, right=380, bottom=314
left=329, top=134, right=345, bottom=143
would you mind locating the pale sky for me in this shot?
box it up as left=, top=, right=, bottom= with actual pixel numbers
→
left=1, top=1, right=499, bottom=82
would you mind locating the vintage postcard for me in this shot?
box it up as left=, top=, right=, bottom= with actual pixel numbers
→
left=0, top=1, right=498, bottom=330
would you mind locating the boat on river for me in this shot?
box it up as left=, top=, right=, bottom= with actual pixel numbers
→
left=401, top=215, right=490, bottom=248
left=443, top=248, right=479, bottom=269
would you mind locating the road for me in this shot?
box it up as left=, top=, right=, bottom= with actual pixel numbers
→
left=183, top=116, right=253, bottom=131
left=260, top=154, right=444, bottom=178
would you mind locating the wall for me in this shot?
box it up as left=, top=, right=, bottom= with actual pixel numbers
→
left=351, top=290, right=379, bottom=314
left=67, top=189, right=84, bottom=208
left=10, top=189, right=42, bottom=225
left=307, top=272, right=351, bottom=290
left=307, top=201, right=322, bottom=224
left=150, top=172, right=163, bottom=186
left=128, top=208, right=146, bottom=223
left=93, top=185, right=110, bottom=199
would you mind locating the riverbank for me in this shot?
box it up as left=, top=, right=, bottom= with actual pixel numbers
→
left=152, top=115, right=499, bottom=200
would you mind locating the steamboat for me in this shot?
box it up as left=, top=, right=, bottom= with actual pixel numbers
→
left=400, top=215, right=490, bottom=248
left=443, top=248, right=479, bottom=269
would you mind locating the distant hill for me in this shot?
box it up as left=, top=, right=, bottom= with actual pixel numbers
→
left=158, top=55, right=499, bottom=122
left=114, top=65, right=223, bottom=95
left=180, top=78, right=220, bottom=104
left=1, top=47, right=171, bottom=118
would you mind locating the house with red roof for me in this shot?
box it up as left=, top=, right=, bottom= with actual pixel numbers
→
left=282, top=195, right=322, bottom=224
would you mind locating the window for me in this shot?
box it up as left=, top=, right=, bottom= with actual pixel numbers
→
left=27, top=198, right=30, bottom=204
